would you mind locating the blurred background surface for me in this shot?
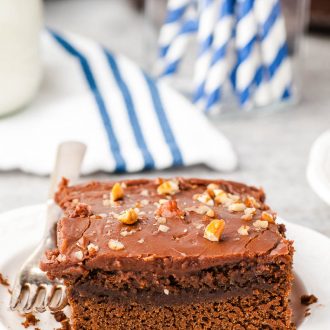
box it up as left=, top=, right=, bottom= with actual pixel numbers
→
left=0, top=0, right=330, bottom=238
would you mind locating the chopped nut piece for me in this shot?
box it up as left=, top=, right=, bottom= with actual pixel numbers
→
left=72, top=198, right=79, bottom=205
left=118, top=208, right=139, bottom=225
left=158, top=224, right=170, bottom=233
left=120, top=229, right=136, bottom=237
left=108, top=239, right=125, bottom=251
left=111, top=183, right=124, bottom=202
left=237, top=225, right=250, bottom=236
left=207, top=183, right=219, bottom=197
left=241, top=207, right=256, bottom=221
left=245, top=196, right=261, bottom=208
left=207, top=183, right=219, bottom=190
left=228, top=193, right=240, bottom=202
left=87, top=243, right=99, bottom=255
left=261, top=211, right=275, bottom=223
left=206, top=209, right=215, bottom=217
left=195, top=193, right=214, bottom=206
left=213, top=189, right=225, bottom=197
left=164, top=289, right=170, bottom=295
left=137, top=238, right=145, bottom=244
left=185, top=205, right=211, bottom=215
left=228, top=203, right=246, bottom=212
left=74, top=251, right=84, bottom=261
left=203, top=219, right=225, bottom=242
left=157, top=180, right=180, bottom=195
left=253, top=220, right=269, bottom=230
left=155, top=200, right=185, bottom=219
left=214, top=191, right=235, bottom=206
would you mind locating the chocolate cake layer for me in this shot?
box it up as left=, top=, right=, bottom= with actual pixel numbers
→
left=41, top=178, right=291, bottom=278
left=67, top=290, right=294, bottom=329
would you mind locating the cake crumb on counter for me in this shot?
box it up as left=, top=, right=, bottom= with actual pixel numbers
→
left=0, top=272, right=9, bottom=287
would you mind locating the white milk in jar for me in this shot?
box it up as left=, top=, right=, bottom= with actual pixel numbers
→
left=0, top=0, right=42, bottom=116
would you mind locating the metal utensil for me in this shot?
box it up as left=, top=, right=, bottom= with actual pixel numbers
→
left=10, top=141, right=86, bottom=313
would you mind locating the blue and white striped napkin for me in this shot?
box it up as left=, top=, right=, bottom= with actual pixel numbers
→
left=0, top=29, right=237, bottom=175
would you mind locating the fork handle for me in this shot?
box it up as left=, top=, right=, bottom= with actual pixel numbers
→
left=48, top=141, right=87, bottom=198
left=44, top=141, right=87, bottom=240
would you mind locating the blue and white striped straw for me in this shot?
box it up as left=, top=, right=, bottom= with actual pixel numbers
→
left=159, top=4, right=198, bottom=78
left=158, top=0, right=191, bottom=60
left=203, top=0, right=235, bottom=112
left=157, top=0, right=292, bottom=111
left=254, top=0, right=292, bottom=102
left=234, top=0, right=264, bottom=108
left=193, top=0, right=220, bottom=106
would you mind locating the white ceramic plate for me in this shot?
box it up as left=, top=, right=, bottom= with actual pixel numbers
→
left=307, top=129, right=330, bottom=206
left=0, top=205, right=329, bottom=329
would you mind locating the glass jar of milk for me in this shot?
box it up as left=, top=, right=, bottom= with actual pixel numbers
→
left=0, top=0, right=43, bottom=117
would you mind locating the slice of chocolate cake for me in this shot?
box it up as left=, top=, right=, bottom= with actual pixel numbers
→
left=40, top=178, right=294, bottom=329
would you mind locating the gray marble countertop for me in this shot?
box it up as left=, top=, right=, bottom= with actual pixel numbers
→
left=1, top=0, right=330, bottom=238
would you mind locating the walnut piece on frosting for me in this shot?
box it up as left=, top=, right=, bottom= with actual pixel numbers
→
left=253, top=220, right=269, bottom=230
left=228, top=203, right=246, bottom=212
left=241, top=207, right=256, bottom=221
left=244, top=196, right=261, bottom=208
left=214, top=190, right=239, bottom=207
left=206, top=183, right=219, bottom=197
left=237, top=225, right=250, bottom=236
left=108, top=239, right=125, bottom=251
left=203, top=219, right=225, bottom=242
left=118, top=208, right=139, bottom=225
left=111, top=182, right=124, bottom=202
left=158, top=224, right=170, bottom=233
left=261, top=211, right=275, bottom=223
left=157, top=180, right=180, bottom=195
left=194, top=193, right=214, bottom=206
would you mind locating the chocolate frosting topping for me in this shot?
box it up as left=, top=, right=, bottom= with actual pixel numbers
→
left=40, top=178, right=292, bottom=278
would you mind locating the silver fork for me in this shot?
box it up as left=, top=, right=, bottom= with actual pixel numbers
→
left=10, top=141, right=86, bottom=314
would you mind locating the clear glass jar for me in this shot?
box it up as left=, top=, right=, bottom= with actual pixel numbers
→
left=144, top=0, right=310, bottom=116
left=0, top=0, right=43, bottom=117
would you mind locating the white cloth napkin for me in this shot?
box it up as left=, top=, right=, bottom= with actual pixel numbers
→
left=307, top=130, right=330, bottom=205
left=0, top=29, right=237, bottom=175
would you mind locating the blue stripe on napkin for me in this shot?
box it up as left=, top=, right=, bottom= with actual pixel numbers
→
left=49, top=29, right=185, bottom=172
left=104, top=50, right=155, bottom=170
left=49, top=29, right=126, bottom=172
left=143, top=73, right=183, bottom=167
